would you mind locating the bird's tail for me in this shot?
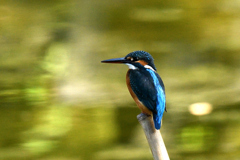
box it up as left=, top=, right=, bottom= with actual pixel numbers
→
left=153, top=113, right=161, bottom=130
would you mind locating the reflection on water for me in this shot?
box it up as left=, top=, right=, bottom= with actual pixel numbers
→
left=0, top=0, right=240, bottom=160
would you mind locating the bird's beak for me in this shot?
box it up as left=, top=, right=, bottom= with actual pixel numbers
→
left=101, top=57, right=127, bottom=64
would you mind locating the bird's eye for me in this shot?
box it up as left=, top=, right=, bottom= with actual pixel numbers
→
left=127, top=57, right=134, bottom=61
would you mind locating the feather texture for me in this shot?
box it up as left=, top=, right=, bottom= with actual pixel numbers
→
left=128, top=65, right=166, bottom=129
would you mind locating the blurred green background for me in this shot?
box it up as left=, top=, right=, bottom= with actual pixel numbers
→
left=0, top=0, right=240, bottom=160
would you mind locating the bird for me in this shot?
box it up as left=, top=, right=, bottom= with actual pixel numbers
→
left=101, top=50, right=166, bottom=130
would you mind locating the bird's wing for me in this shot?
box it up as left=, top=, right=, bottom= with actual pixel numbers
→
left=129, top=69, right=166, bottom=114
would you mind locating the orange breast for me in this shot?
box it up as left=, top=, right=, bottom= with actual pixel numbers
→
left=126, top=70, right=152, bottom=115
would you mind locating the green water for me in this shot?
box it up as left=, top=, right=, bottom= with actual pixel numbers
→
left=0, top=0, right=240, bottom=160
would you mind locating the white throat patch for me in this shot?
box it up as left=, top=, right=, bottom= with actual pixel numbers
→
left=125, top=63, right=138, bottom=70
left=144, top=65, right=155, bottom=71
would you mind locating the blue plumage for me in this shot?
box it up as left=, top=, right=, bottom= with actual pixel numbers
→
left=128, top=65, right=166, bottom=129
left=101, top=50, right=166, bottom=130
left=147, top=69, right=166, bottom=129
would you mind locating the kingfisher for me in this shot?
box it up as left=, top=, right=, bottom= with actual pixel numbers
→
left=101, top=51, right=166, bottom=130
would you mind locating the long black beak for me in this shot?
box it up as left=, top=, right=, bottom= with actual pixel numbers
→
left=101, top=57, right=127, bottom=64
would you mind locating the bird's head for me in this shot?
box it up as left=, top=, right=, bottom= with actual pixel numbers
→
left=101, top=51, right=157, bottom=71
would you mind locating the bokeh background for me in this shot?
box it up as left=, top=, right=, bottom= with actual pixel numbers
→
left=0, top=0, right=240, bottom=160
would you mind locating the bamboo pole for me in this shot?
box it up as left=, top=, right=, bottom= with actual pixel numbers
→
left=137, top=113, right=170, bottom=160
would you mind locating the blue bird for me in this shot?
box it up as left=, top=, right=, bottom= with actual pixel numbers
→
left=101, top=51, right=166, bottom=130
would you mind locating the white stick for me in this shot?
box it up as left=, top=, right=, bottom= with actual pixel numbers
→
left=137, top=113, right=170, bottom=160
